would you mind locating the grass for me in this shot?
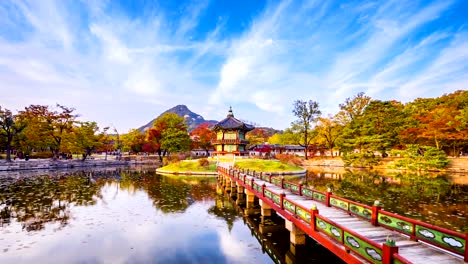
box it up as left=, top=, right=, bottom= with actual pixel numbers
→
left=159, top=160, right=217, bottom=172
left=234, top=159, right=303, bottom=172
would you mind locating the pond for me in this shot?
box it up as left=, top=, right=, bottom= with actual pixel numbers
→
left=0, top=167, right=342, bottom=264
left=290, top=167, right=468, bottom=233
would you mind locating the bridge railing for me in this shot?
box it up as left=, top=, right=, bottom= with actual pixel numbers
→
left=221, top=167, right=468, bottom=262
left=221, top=167, right=406, bottom=264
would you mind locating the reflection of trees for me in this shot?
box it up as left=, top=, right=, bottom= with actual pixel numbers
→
left=302, top=169, right=468, bottom=232
left=0, top=172, right=109, bottom=231
left=119, top=170, right=217, bottom=214
left=208, top=193, right=238, bottom=232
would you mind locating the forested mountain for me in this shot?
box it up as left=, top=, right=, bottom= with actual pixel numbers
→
left=138, top=105, right=217, bottom=132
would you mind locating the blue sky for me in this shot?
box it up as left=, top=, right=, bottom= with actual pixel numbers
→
left=0, top=0, right=467, bottom=132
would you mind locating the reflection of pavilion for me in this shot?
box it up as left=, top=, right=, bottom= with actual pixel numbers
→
left=208, top=194, right=238, bottom=232
left=213, top=186, right=288, bottom=264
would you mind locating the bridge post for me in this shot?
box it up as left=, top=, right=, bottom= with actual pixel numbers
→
left=325, top=189, right=332, bottom=207
left=371, top=200, right=382, bottom=226
left=465, top=233, right=468, bottom=262
left=236, top=182, right=244, bottom=193
left=259, top=200, right=272, bottom=217
left=280, top=191, right=286, bottom=210
left=285, top=219, right=306, bottom=245
left=310, top=205, right=319, bottom=231
left=382, top=244, right=399, bottom=264
left=298, top=184, right=303, bottom=196
left=281, top=176, right=284, bottom=189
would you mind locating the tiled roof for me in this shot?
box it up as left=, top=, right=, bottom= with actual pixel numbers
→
left=213, top=107, right=254, bottom=131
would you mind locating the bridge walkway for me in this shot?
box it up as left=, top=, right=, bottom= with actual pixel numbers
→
left=218, top=166, right=466, bottom=264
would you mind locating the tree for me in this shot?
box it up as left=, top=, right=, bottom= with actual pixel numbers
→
left=336, top=93, right=372, bottom=153
left=291, top=100, right=321, bottom=159
left=0, top=107, right=26, bottom=161
left=390, top=145, right=449, bottom=171
left=64, top=121, right=101, bottom=161
left=337, top=92, right=372, bottom=124
left=267, top=129, right=301, bottom=145
left=190, top=123, right=216, bottom=155
left=315, top=115, right=343, bottom=157
left=18, top=104, right=77, bottom=159
left=121, top=129, right=147, bottom=153
left=147, top=113, right=191, bottom=161
left=246, top=128, right=271, bottom=147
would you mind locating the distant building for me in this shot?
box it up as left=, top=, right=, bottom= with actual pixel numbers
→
left=212, top=107, right=254, bottom=157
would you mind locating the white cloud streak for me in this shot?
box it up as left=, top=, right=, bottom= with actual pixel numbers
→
left=0, top=0, right=466, bottom=131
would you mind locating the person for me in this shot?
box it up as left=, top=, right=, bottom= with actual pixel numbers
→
left=25, top=154, right=29, bottom=161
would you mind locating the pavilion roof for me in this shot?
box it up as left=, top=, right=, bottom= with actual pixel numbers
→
left=213, top=107, right=254, bottom=132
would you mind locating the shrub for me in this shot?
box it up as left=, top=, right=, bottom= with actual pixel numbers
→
left=274, top=153, right=302, bottom=166
left=198, top=158, right=209, bottom=167
left=29, top=152, right=54, bottom=159
left=342, top=152, right=381, bottom=167
left=389, top=145, right=449, bottom=171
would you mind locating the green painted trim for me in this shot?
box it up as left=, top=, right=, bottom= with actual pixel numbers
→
left=343, top=231, right=383, bottom=264
left=415, top=225, right=465, bottom=254
left=378, top=213, right=413, bottom=234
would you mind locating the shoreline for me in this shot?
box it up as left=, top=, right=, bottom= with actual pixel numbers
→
left=302, top=156, right=468, bottom=173
left=0, top=158, right=162, bottom=172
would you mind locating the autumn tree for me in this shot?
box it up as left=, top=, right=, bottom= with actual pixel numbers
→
left=18, top=104, right=77, bottom=159
left=147, top=113, right=191, bottom=161
left=401, top=90, right=468, bottom=156
left=64, top=121, right=101, bottom=161
left=268, top=129, right=301, bottom=146
left=190, top=123, right=216, bottom=155
left=291, top=100, right=321, bottom=159
left=0, top=107, right=27, bottom=161
left=121, top=129, right=147, bottom=153
left=246, top=128, right=272, bottom=147
left=315, top=115, right=343, bottom=157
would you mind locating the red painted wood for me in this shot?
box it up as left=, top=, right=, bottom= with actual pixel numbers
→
left=465, top=233, right=467, bottom=262
left=326, top=191, right=332, bottom=207
left=371, top=205, right=381, bottom=226
left=383, top=244, right=399, bottom=264
left=219, top=169, right=423, bottom=263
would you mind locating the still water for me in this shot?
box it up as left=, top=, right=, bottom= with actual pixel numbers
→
left=0, top=167, right=342, bottom=264
left=295, top=167, right=468, bottom=233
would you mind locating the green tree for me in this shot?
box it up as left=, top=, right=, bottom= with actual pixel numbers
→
left=148, top=113, right=191, bottom=161
left=390, top=145, right=449, bottom=171
left=0, top=107, right=26, bottom=161
left=291, top=99, right=321, bottom=159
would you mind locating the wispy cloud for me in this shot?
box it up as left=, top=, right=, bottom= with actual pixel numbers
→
left=0, top=0, right=466, bottom=131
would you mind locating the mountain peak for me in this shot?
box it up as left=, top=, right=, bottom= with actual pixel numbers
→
left=138, top=105, right=217, bottom=132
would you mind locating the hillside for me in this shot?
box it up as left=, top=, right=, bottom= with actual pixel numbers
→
left=138, top=105, right=218, bottom=132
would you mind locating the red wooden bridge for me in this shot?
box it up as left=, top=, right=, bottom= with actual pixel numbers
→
left=217, top=166, right=467, bottom=264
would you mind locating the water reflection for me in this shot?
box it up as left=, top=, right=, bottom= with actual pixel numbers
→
left=0, top=168, right=275, bottom=263
left=295, top=168, right=468, bottom=232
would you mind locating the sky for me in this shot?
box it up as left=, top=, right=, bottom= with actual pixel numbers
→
left=0, top=0, right=467, bottom=132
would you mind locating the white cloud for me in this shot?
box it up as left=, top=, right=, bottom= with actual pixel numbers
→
left=0, top=0, right=466, bottom=131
